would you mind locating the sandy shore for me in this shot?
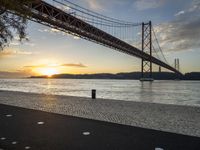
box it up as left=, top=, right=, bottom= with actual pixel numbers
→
left=0, top=90, right=200, bottom=137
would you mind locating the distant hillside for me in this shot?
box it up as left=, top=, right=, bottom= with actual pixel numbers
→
left=30, top=72, right=200, bottom=80
left=184, top=72, right=200, bottom=80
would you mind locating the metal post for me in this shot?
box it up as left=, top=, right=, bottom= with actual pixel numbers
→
left=91, top=89, right=96, bottom=99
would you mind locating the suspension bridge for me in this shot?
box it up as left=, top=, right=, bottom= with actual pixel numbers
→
left=10, top=0, right=182, bottom=79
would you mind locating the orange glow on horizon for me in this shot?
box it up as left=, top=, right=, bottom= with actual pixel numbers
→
left=35, top=67, right=59, bottom=77
left=24, top=61, right=93, bottom=76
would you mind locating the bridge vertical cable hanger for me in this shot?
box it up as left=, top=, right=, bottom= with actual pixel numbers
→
left=152, top=26, right=169, bottom=65
left=52, top=0, right=142, bottom=45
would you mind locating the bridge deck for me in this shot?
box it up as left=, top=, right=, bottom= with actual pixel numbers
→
left=22, top=1, right=182, bottom=75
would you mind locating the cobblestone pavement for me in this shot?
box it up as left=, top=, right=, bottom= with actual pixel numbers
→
left=0, top=104, right=200, bottom=150
left=0, top=90, right=200, bottom=137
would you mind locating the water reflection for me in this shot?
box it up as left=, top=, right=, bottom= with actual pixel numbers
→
left=139, top=81, right=154, bottom=103
left=47, top=79, right=52, bottom=89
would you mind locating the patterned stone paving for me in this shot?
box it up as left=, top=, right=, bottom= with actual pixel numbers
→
left=0, top=104, right=200, bottom=150
left=0, top=90, right=200, bottom=137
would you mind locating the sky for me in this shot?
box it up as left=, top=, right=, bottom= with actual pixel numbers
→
left=0, top=0, right=200, bottom=78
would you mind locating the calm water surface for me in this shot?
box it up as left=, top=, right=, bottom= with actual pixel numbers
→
left=0, top=79, right=200, bottom=106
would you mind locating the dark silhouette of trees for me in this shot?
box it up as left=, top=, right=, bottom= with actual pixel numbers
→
left=0, top=0, right=35, bottom=49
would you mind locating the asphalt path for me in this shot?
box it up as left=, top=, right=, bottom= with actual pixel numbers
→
left=0, top=104, right=200, bottom=150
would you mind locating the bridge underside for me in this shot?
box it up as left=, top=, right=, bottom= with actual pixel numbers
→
left=21, top=1, right=181, bottom=75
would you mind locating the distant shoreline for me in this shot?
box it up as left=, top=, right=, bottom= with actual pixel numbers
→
left=29, top=72, right=200, bottom=80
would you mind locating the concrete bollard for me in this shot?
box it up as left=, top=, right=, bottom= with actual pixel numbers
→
left=91, top=89, right=96, bottom=99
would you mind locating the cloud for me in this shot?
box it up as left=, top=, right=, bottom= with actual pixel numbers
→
left=174, top=10, right=185, bottom=16
left=85, top=0, right=103, bottom=10
left=24, top=64, right=47, bottom=68
left=10, top=42, right=20, bottom=46
left=0, top=49, right=33, bottom=57
left=13, top=36, right=20, bottom=41
left=24, top=63, right=87, bottom=68
left=24, top=42, right=35, bottom=47
left=38, top=28, right=61, bottom=34
left=61, top=63, right=87, bottom=68
left=154, top=0, right=200, bottom=52
left=82, top=0, right=127, bottom=11
left=55, top=5, right=71, bottom=11
left=10, top=41, right=35, bottom=47
left=10, top=35, right=35, bottom=47
left=82, top=0, right=165, bottom=11
left=73, top=36, right=80, bottom=40
left=134, top=0, right=165, bottom=10
left=38, top=28, right=80, bottom=40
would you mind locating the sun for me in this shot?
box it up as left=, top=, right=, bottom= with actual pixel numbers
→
left=39, top=67, right=59, bottom=77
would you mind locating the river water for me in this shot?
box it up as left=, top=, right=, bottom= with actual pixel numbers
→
left=0, top=79, right=200, bottom=106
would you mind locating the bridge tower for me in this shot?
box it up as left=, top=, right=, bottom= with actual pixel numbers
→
left=159, top=66, right=161, bottom=72
left=140, top=21, right=154, bottom=81
left=174, top=58, right=180, bottom=71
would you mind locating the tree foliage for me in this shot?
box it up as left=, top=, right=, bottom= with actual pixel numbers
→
left=0, top=0, right=35, bottom=50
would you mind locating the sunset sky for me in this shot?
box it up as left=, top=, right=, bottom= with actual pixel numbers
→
left=0, top=0, right=200, bottom=78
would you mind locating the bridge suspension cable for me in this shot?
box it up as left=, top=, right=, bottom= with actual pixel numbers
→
left=51, top=0, right=142, bottom=49
left=52, top=0, right=142, bottom=27
left=152, top=26, right=169, bottom=65
left=45, top=0, right=172, bottom=69
left=51, top=0, right=171, bottom=66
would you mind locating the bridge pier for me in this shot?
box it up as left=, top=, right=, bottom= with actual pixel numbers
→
left=140, top=21, right=154, bottom=82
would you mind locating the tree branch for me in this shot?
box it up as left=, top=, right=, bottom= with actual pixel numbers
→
left=0, top=7, right=6, bottom=15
